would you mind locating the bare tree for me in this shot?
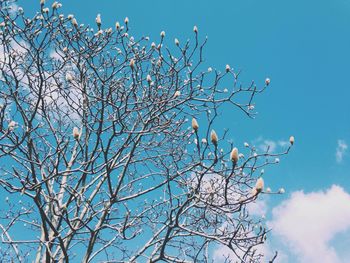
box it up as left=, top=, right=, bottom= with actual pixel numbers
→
left=0, top=1, right=293, bottom=262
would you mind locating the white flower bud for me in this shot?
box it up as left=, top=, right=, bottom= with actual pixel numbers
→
left=40, top=0, right=45, bottom=6
left=225, top=64, right=230, bottom=72
left=8, top=121, right=17, bottom=131
left=193, top=25, right=198, bottom=33
left=42, top=7, right=49, bottom=13
left=73, top=127, right=80, bottom=139
left=146, top=74, right=152, bottom=83
left=201, top=138, right=207, bottom=144
left=275, top=158, right=280, bottom=163
left=244, top=142, right=249, bottom=147
left=174, top=90, right=181, bottom=98
left=255, top=177, right=264, bottom=193
left=175, top=38, right=179, bottom=46
left=265, top=78, right=270, bottom=86
left=278, top=188, right=285, bottom=194
left=266, top=187, right=271, bottom=193
left=96, top=14, right=101, bottom=26
left=191, top=118, right=199, bottom=131
left=115, top=21, right=120, bottom=30
left=208, top=67, right=212, bottom=72
left=230, top=147, right=239, bottom=163
left=72, top=18, right=78, bottom=27
left=160, top=31, right=165, bottom=37
left=124, top=17, right=129, bottom=24
left=210, top=130, right=218, bottom=146
left=289, top=136, right=295, bottom=145
left=129, top=59, right=135, bottom=69
left=65, top=72, right=73, bottom=82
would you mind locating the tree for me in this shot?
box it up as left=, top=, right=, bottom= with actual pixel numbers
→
left=0, top=1, right=292, bottom=262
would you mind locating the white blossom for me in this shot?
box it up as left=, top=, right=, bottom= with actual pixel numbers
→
left=115, top=21, right=120, bottom=30
left=146, top=74, right=152, bottom=83
left=192, top=118, right=199, bottom=131
left=210, top=130, right=218, bottom=145
left=73, top=127, right=80, bottom=139
left=129, top=59, right=135, bottom=69
left=72, top=18, right=78, bottom=27
left=255, top=177, right=264, bottom=192
left=230, top=148, right=239, bottom=163
left=52, top=2, right=59, bottom=9
left=174, top=90, right=181, bottom=98
left=96, top=14, right=101, bottom=26
left=8, top=121, right=17, bottom=131
left=289, top=135, right=295, bottom=145
left=65, top=72, right=73, bottom=82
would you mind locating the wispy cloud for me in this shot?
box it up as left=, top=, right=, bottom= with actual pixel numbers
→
left=253, top=136, right=290, bottom=153
left=336, top=140, right=348, bottom=163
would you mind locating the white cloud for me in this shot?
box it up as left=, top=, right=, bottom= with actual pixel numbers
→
left=247, top=199, right=267, bottom=217
left=336, top=140, right=348, bottom=163
left=268, top=185, right=350, bottom=263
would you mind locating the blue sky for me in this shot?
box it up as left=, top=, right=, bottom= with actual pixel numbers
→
left=14, top=0, right=350, bottom=262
